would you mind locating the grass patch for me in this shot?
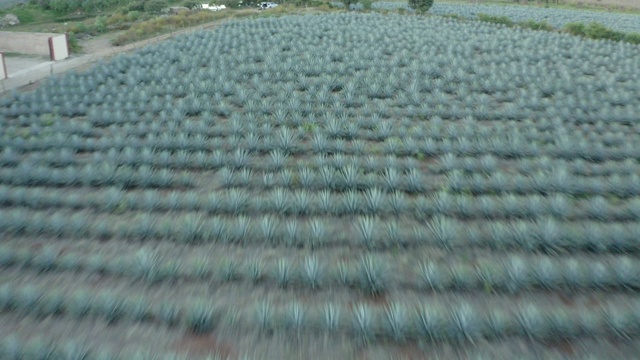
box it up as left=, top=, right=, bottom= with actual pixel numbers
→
left=111, top=10, right=229, bottom=46
left=564, top=21, right=640, bottom=44
left=0, top=4, right=58, bottom=26
left=461, top=12, right=640, bottom=45
left=476, top=13, right=514, bottom=27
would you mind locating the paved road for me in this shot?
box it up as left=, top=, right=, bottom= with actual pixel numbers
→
left=0, top=21, right=225, bottom=95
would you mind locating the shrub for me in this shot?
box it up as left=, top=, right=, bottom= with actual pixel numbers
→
left=127, top=0, right=146, bottom=11
left=477, top=13, right=514, bottom=27
left=143, top=0, right=167, bottom=13
left=94, top=15, right=107, bottom=33
left=623, top=32, right=640, bottom=44
left=408, top=0, right=433, bottom=13
left=564, top=22, right=637, bottom=43
left=67, top=32, right=81, bottom=53
left=520, top=20, right=553, bottom=31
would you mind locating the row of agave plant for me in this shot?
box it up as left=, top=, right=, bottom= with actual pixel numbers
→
left=3, top=86, right=638, bottom=125
left=1, top=185, right=640, bottom=221
left=4, top=111, right=636, bottom=144
left=0, top=336, right=187, bottom=360
left=2, top=281, right=639, bottom=345
left=12, top=150, right=640, bottom=179
left=7, top=139, right=640, bottom=172
left=0, top=163, right=193, bottom=189
left=445, top=169, right=640, bottom=197
left=2, top=210, right=640, bottom=252
left=3, top=129, right=640, bottom=162
left=2, top=244, right=638, bottom=294
left=2, top=158, right=640, bottom=194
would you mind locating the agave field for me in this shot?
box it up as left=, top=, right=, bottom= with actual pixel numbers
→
left=426, top=2, right=640, bottom=33
left=371, top=2, right=640, bottom=33
left=1, top=12, right=640, bottom=359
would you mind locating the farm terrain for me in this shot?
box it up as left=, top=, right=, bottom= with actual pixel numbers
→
left=1, top=9, right=640, bottom=360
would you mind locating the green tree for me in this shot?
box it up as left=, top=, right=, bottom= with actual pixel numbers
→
left=144, top=0, right=168, bottom=13
left=408, top=0, right=433, bottom=13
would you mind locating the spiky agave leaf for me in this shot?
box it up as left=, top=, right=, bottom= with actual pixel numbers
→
left=158, top=301, right=180, bottom=326
left=351, top=303, right=374, bottom=343
left=309, top=218, right=326, bottom=250
left=516, top=304, right=548, bottom=341
left=260, top=215, right=279, bottom=245
left=257, top=300, right=273, bottom=332
left=364, top=188, right=384, bottom=214
left=475, top=258, right=505, bottom=292
left=226, top=189, right=249, bottom=215
left=218, top=258, right=239, bottom=282
left=561, top=258, right=590, bottom=289
left=589, top=260, right=615, bottom=289
left=177, top=213, right=205, bottom=243
left=276, top=259, right=291, bottom=288
left=388, top=191, right=408, bottom=217
left=418, top=261, right=447, bottom=291
left=248, top=258, right=264, bottom=283
left=284, top=219, right=298, bottom=247
left=384, top=302, right=408, bottom=343
left=531, top=257, right=560, bottom=290
left=95, top=292, right=125, bottom=324
left=357, top=255, right=387, bottom=296
left=449, top=302, right=484, bottom=344
left=504, top=256, right=531, bottom=293
left=323, top=303, right=341, bottom=333
left=548, top=308, right=580, bottom=338
left=427, top=215, right=457, bottom=251
left=232, top=216, right=251, bottom=244
left=449, top=263, right=478, bottom=290
left=317, top=190, right=333, bottom=214
left=302, top=255, right=323, bottom=290
left=356, top=216, right=377, bottom=249
left=287, top=301, right=306, bottom=332
left=611, top=256, right=640, bottom=290
left=186, top=301, right=217, bottom=334
left=415, top=303, right=448, bottom=342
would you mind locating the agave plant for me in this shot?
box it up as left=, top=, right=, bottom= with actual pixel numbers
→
left=351, top=303, right=374, bottom=343
left=356, top=255, right=387, bottom=296
left=302, top=255, right=323, bottom=290
left=356, top=216, right=377, bottom=249
left=186, top=301, right=218, bottom=334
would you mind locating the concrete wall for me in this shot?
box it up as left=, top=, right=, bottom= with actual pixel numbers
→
left=0, top=31, right=69, bottom=60
left=0, top=52, right=6, bottom=80
left=0, top=32, right=53, bottom=57
left=50, top=34, right=69, bottom=61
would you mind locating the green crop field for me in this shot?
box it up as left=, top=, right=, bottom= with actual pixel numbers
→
left=1, top=11, right=640, bottom=359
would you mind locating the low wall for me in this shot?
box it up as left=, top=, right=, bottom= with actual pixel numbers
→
left=0, top=52, right=6, bottom=79
left=0, top=32, right=69, bottom=60
left=49, top=34, right=69, bottom=61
